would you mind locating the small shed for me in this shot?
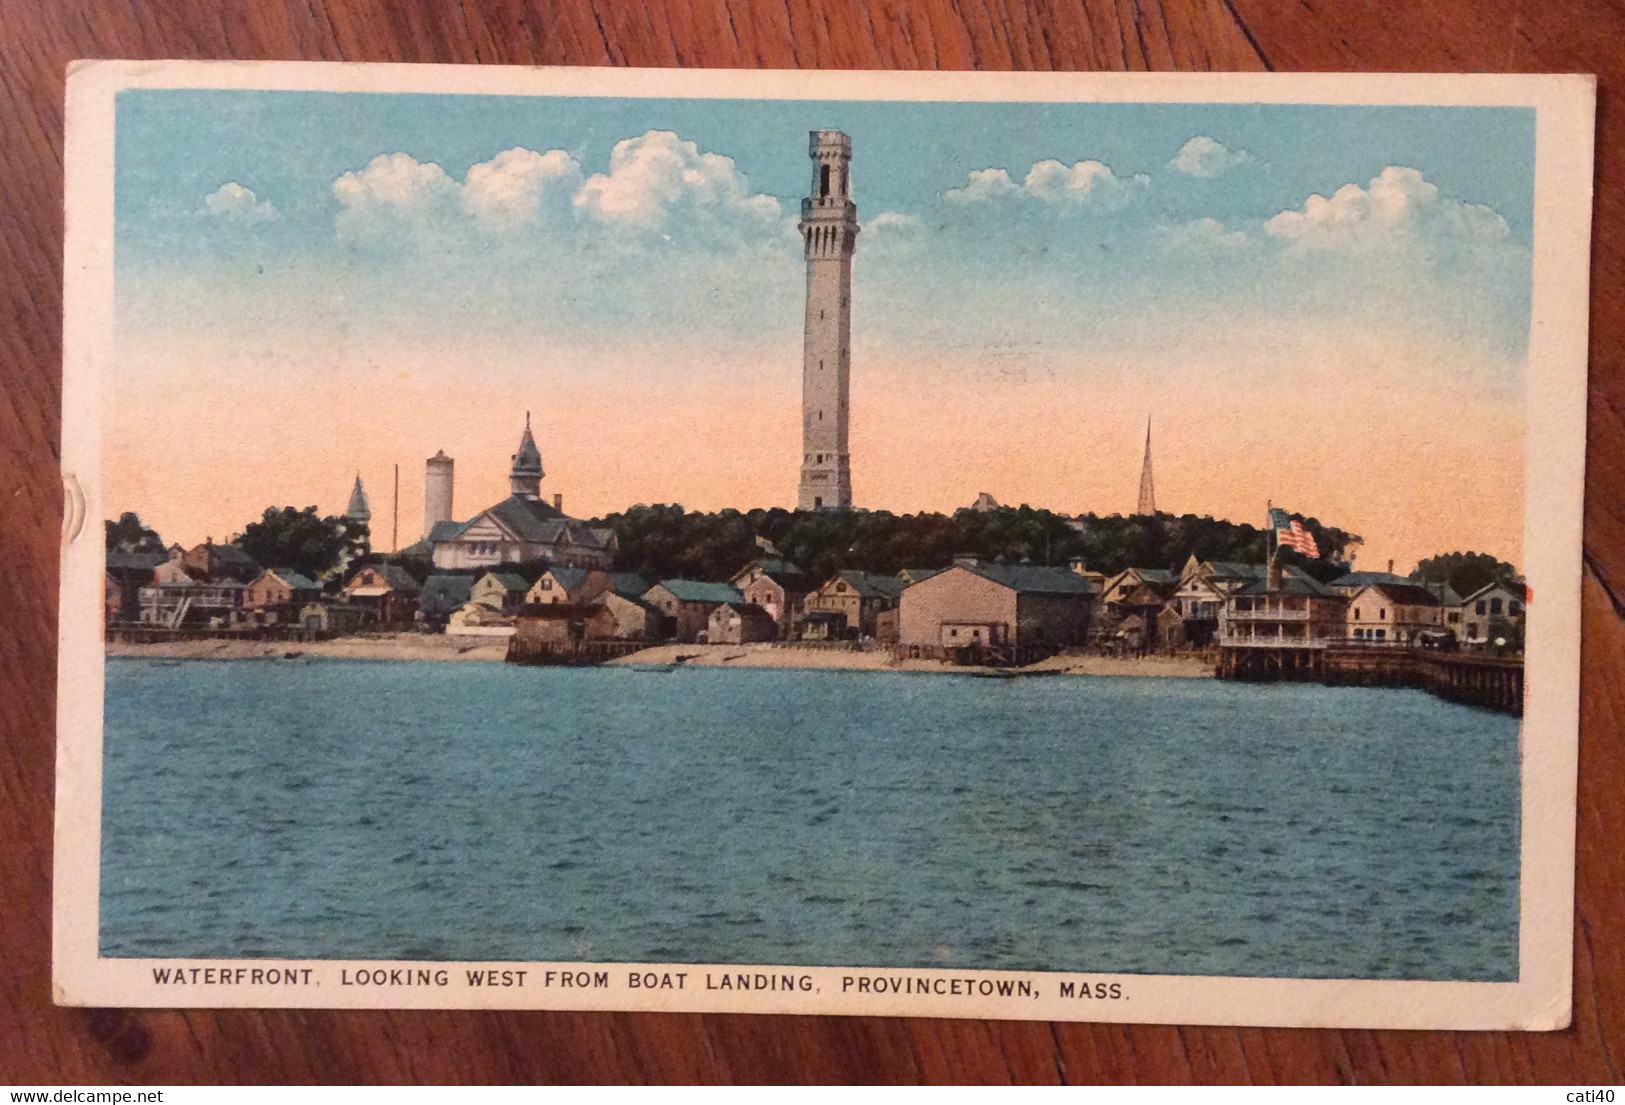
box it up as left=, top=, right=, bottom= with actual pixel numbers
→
left=708, top=602, right=778, bottom=645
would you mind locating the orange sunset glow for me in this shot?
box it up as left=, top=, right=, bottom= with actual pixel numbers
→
left=106, top=319, right=1523, bottom=576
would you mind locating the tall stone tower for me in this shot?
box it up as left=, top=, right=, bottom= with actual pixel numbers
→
left=797, top=130, right=859, bottom=512
left=1136, top=418, right=1157, bottom=516
left=510, top=413, right=543, bottom=500
left=424, top=450, right=454, bottom=537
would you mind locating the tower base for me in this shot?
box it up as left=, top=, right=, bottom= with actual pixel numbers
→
left=797, top=458, right=852, bottom=511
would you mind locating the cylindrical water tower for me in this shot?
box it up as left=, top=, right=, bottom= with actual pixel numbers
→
left=424, top=450, right=454, bottom=536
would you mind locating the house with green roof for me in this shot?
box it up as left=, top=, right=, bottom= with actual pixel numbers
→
left=643, top=579, right=745, bottom=642
left=472, top=569, right=538, bottom=615
left=803, top=570, right=910, bottom=640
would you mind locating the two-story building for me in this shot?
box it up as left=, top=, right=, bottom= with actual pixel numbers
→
left=803, top=571, right=908, bottom=639
left=242, top=568, right=323, bottom=625
left=642, top=580, right=744, bottom=642
left=730, top=557, right=816, bottom=638
left=1455, top=581, right=1527, bottom=648
left=1345, top=583, right=1444, bottom=644
left=898, top=563, right=1094, bottom=660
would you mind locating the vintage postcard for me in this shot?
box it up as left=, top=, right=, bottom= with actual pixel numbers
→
left=56, top=63, right=1594, bottom=1028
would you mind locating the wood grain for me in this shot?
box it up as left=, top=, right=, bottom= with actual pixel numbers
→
left=1, top=0, right=1618, bottom=1084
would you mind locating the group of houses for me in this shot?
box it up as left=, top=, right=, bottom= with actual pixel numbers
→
left=106, top=532, right=1527, bottom=660
left=1097, top=556, right=1527, bottom=654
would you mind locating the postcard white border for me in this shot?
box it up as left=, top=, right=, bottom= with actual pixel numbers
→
left=55, top=61, right=1596, bottom=1028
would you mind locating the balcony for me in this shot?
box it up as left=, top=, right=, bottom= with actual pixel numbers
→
left=1225, top=606, right=1311, bottom=621
left=1219, top=627, right=1334, bottom=649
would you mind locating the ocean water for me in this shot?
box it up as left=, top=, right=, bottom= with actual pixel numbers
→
left=100, top=659, right=1520, bottom=980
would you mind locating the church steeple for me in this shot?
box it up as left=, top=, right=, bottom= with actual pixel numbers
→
left=1136, top=418, right=1156, bottom=516
left=347, top=474, right=371, bottom=524
left=510, top=412, right=544, bottom=499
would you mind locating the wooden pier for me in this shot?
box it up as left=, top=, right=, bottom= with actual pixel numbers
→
left=1216, top=644, right=1523, bottom=715
left=505, top=637, right=646, bottom=666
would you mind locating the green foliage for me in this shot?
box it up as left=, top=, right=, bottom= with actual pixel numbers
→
left=594, top=504, right=1362, bottom=583
left=105, top=511, right=164, bottom=554
left=1410, top=551, right=1521, bottom=598
left=234, top=506, right=368, bottom=582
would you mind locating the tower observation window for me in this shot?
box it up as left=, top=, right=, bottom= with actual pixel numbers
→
left=820, top=164, right=831, bottom=197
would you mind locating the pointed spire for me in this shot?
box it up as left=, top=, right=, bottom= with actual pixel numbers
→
left=510, top=412, right=544, bottom=499
left=347, top=474, right=371, bottom=524
left=1136, top=418, right=1156, bottom=516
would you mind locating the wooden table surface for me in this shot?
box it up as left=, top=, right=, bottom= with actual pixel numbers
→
left=3, top=0, right=1621, bottom=1085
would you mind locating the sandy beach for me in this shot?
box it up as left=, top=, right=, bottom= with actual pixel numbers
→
left=607, top=643, right=1213, bottom=678
left=107, top=634, right=1213, bottom=677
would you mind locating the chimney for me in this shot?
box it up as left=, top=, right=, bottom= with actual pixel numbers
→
left=1267, top=555, right=1283, bottom=591
left=1387, top=559, right=1394, bottom=574
left=553, top=493, right=564, bottom=512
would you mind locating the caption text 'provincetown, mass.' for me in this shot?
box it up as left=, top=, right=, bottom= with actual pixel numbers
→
left=142, top=965, right=1126, bottom=1002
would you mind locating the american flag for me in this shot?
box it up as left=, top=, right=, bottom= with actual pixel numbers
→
left=1269, top=507, right=1321, bottom=558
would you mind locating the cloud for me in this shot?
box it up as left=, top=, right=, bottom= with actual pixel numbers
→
left=868, top=211, right=921, bottom=236
left=945, top=160, right=1147, bottom=207
left=203, top=182, right=276, bottom=223
left=1263, top=166, right=1511, bottom=255
left=1169, top=136, right=1252, bottom=178
left=945, top=168, right=1024, bottom=204
left=573, top=131, right=782, bottom=244
left=460, top=147, right=583, bottom=232
left=1024, top=159, right=1146, bottom=206
left=1154, top=216, right=1250, bottom=252
left=332, top=153, right=459, bottom=243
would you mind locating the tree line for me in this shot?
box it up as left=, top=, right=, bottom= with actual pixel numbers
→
left=109, top=503, right=1521, bottom=598
left=590, top=504, right=1363, bottom=585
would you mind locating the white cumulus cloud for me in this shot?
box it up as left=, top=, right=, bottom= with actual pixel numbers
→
left=574, top=130, right=782, bottom=241
left=1170, top=136, right=1252, bottom=178
left=868, top=211, right=921, bottom=235
left=945, top=168, right=1024, bottom=204
left=203, top=182, right=277, bottom=223
left=1264, top=166, right=1510, bottom=254
left=461, top=147, right=583, bottom=232
left=332, top=153, right=460, bottom=243
left=945, top=160, right=1146, bottom=207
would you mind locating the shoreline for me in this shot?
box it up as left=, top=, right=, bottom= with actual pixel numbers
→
left=106, top=635, right=1214, bottom=678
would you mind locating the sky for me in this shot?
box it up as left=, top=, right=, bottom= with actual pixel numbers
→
left=110, top=90, right=1535, bottom=573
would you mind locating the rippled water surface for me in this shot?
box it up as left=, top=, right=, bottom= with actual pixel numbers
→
left=101, top=658, right=1519, bottom=979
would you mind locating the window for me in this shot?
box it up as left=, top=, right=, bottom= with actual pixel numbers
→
left=1354, top=607, right=1361, bottom=620
left=1511, top=601, right=1523, bottom=615
left=1379, top=609, right=1386, bottom=620
left=820, top=164, right=830, bottom=196
left=1376, top=629, right=1386, bottom=640
left=949, top=628, right=958, bottom=638
left=1476, top=600, right=1487, bottom=614
left=1468, top=622, right=1479, bottom=638
left=1490, top=598, right=1503, bottom=614
left=836, top=583, right=847, bottom=593
left=540, top=579, right=551, bottom=590
left=814, top=497, right=823, bottom=508
left=1449, top=612, right=1460, bottom=623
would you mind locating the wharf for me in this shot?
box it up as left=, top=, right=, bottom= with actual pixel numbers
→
left=1217, top=645, right=1524, bottom=715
